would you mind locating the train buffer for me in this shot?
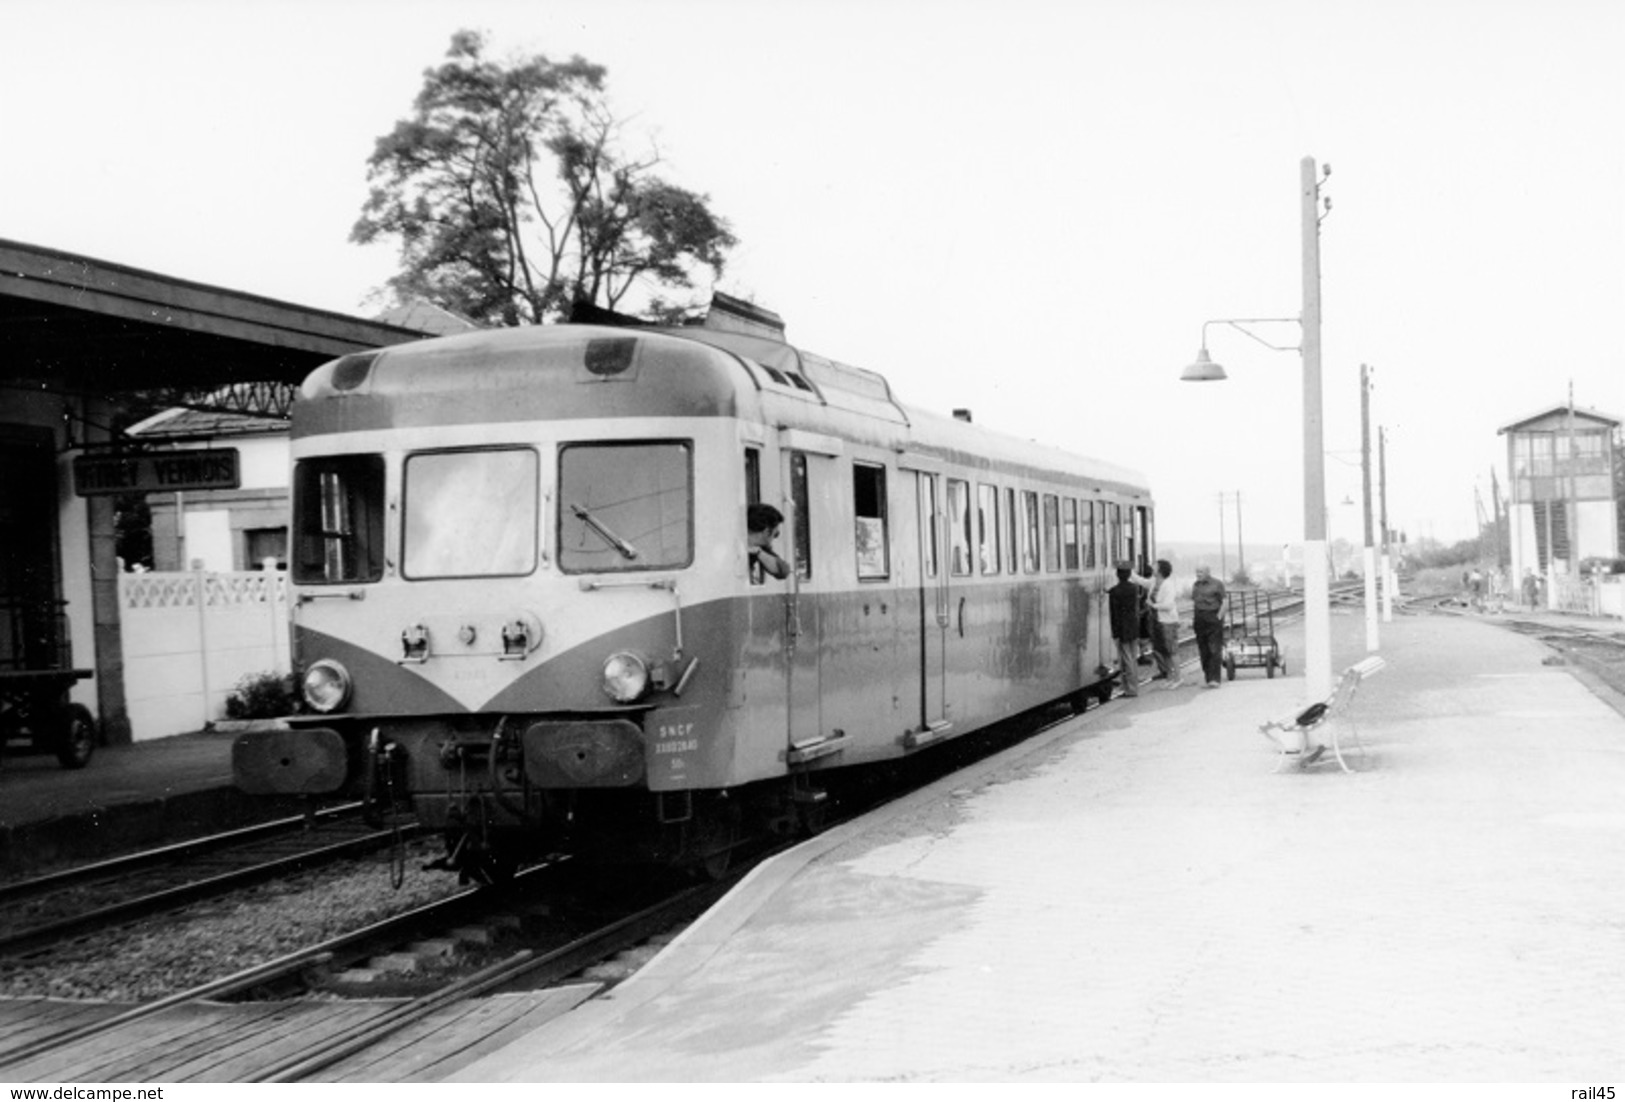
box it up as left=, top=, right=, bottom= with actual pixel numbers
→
left=1258, top=656, right=1386, bottom=773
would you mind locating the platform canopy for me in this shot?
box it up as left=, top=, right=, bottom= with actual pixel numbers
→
left=0, top=238, right=431, bottom=417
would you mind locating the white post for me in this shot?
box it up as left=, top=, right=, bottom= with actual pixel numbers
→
left=1380, top=426, right=1394, bottom=621
left=265, top=558, right=290, bottom=676
left=1301, top=156, right=1332, bottom=703
left=1360, top=363, right=1379, bottom=652
left=193, top=564, right=212, bottom=729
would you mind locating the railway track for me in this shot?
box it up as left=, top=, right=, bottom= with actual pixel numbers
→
left=0, top=850, right=744, bottom=1081
left=0, top=803, right=425, bottom=958
left=0, top=691, right=1095, bottom=1082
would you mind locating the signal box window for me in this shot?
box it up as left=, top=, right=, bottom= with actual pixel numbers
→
left=947, top=479, right=972, bottom=576
left=405, top=448, right=538, bottom=578
left=559, top=441, right=692, bottom=573
left=292, top=455, right=385, bottom=584
left=977, top=483, right=1001, bottom=575
left=853, top=462, right=889, bottom=580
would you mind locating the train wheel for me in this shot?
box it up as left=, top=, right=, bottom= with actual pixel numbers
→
left=691, top=803, right=742, bottom=881
left=54, top=704, right=96, bottom=770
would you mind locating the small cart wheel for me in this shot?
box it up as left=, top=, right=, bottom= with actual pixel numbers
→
left=1224, top=656, right=1236, bottom=681
left=55, top=703, right=97, bottom=770
left=1266, top=658, right=1276, bottom=679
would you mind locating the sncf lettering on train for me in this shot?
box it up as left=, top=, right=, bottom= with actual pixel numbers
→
left=654, top=722, right=698, bottom=755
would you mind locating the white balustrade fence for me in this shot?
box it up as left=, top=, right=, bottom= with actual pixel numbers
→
left=119, top=566, right=291, bottom=741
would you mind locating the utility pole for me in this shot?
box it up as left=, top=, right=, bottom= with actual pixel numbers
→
left=1360, top=364, right=1378, bottom=652
left=1380, top=426, right=1393, bottom=622
left=1300, top=156, right=1331, bottom=703
left=1235, top=490, right=1245, bottom=583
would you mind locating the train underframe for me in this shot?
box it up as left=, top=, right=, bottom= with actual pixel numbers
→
left=326, top=714, right=826, bottom=884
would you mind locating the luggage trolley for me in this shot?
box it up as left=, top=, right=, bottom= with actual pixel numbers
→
left=0, top=599, right=98, bottom=770
left=1222, top=588, right=1286, bottom=680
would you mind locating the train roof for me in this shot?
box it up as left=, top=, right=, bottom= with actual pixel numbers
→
left=294, top=323, right=1150, bottom=497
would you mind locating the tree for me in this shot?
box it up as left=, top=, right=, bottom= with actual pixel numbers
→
left=352, top=30, right=737, bottom=326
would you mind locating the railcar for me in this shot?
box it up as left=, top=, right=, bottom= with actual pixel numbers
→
left=233, top=299, right=1154, bottom=879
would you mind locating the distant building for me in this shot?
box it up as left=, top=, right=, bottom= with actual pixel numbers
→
left=1498, top=404, right=1621, bottom=583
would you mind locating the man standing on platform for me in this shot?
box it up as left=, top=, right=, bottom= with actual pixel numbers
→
left=1108, top=561, right=1144, bottom=697
left=1147, top=559, right=1182, bottom=688
left=1191, top=563, right=1227, bottom=689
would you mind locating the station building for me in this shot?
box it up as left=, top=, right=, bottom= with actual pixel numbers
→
left=0, top=238, right=438, bottom=745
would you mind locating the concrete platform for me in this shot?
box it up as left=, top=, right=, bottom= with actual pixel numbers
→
left=0, top=728, right=294, bottom=875
left=454, top=607, right=1625, bottom=1082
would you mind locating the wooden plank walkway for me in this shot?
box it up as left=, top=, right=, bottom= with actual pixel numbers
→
left=0, top=986, right=597, bottom=1081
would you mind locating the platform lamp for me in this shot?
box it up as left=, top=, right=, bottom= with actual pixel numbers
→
left=1180, top=156, right=1333, bottom=706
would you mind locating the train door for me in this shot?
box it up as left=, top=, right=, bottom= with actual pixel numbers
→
left=900, top=464, right=948, bottom=736
left=780, top=448, right=822, bottom=753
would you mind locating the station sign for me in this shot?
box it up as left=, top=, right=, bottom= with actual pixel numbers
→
left=73, top=448, right=241, bottom=496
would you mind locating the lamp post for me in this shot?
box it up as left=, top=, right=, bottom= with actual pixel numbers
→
left=1181, top=156, right=1333, bottom=704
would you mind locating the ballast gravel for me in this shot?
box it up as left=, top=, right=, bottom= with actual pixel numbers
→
left=0, top=837, right=464, bottom=1002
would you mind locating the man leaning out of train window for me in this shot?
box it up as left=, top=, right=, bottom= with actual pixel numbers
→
left=747, top=503, right=791, bottom=580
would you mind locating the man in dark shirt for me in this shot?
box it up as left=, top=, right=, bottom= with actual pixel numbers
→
left=1108, top=561, right=1145, bottom=697
left=1190, top=564, right=1228, bottom=688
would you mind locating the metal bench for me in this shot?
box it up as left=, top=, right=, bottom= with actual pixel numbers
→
left=1258, top=656, right=1386, bottom=773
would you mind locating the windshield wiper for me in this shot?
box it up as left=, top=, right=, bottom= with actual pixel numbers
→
left=569, top=503, right=640, bottom=561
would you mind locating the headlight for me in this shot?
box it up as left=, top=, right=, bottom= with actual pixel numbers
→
left=302, top=659, right=353, bottom=713
left=601, top=652, right=649, bottom=703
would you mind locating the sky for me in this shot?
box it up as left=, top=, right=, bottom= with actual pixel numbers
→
left=4, top=0, right=1623, bottom=548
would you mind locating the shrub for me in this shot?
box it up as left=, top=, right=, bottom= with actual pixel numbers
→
left=225, top=671, right=300, bottom=720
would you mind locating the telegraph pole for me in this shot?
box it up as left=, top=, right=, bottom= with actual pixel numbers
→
left=1360, top=364, right=1378, bottom=651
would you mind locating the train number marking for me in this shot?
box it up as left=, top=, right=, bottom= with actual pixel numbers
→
left=655, top=722, right=698, bottom=755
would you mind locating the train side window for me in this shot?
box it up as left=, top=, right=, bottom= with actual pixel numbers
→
left=1062, top=498, right=1079, bottom=571
left=977, top=483, right=1001, bottom=575
left=1109, top=503, right=1123, bottom=564
left=1042, top=493, right=1060, bottom=573
left=1020, top=490, right=1040, bottom=574
left=292, top=455, right=385, bottom=585
left=1004, top=487, right=1017, bottom=575
left=558, top=441, right=692, bottom=573
left=919, top=473, right=939, bottom=578
left=1082, top=499, right=1097, bottom=568
left=745, top=448, right=761, bottom=505
left=853, top=462, right=889, bottom=580
left=790, top=451, right=812, bottom=581
left=947, top=479, right=972, bottom=576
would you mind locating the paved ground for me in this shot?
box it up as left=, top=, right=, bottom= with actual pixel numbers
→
left=0, top=730, right=270, bottom=873
left=457, top=608, right=1625, bottom=1082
